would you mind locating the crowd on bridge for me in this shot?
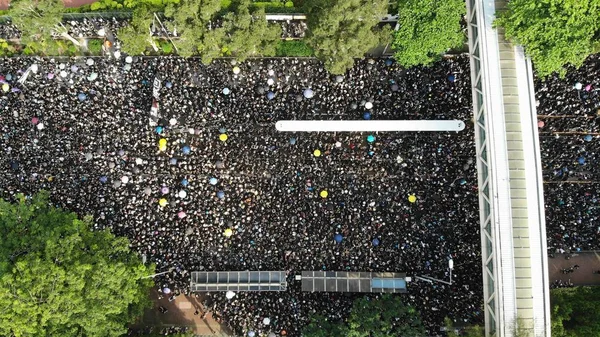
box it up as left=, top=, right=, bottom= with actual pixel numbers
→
left=536, top=54, right=600, bottom=255
left=0, top=54, right=482, bottom=336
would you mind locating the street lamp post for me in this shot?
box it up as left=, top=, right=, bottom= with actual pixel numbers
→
left=416, top=258, right=454, bottom=285
left=141, top=267, right=174, bottom=279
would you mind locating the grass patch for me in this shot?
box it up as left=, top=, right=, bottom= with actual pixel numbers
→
left=275, top=39, right=314, bottom=57
left=87, top=39, right=104, bottom=55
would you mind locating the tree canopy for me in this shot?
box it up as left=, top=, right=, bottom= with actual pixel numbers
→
left=9, top=0, right=64, bottom=54
left=303, top=0, right=390, bottom=74
left=551, top=286, right=600, bottom=337
left=118, top=5, right=155, bottom=55
left=0, top=192, right=155, bottom=337
left=392, top=0, right=466, bottom=68
left=302, top=295, right=426, bottom=337
left=163, top=0, right=281, bottom=62
left=495, top=0, right=600, bottom=78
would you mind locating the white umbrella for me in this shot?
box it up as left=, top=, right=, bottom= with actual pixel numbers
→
left=30, top=64, right=38, bottom=73
left=248, top=331, right=255, bottom=337
left=121, top=176, right=129, bottom=184
left=365, top=102, right=373, bottom=109
left=60, top=71, right=67, bottom=78
left=335, top=75, right=344, bottom=83
left=135, top=158, right=143, bottom=165
left=178, top=190, right=187, bottom=199
left=233, top=66, right=241, bottom=75
left=113, top=51, right=121, bottom=59
left=87, top=73, right=98, bottom=81
left=86, top=58, right=94, bottom=66
left=226, top=291, right=235, bottom=299
left=169, top=118, right=177, bottom=126
left=163, top=287, right=171, bottom=294
left=303, top=89, right=314, bottom=98
left=144, top=187, right=152, bottom=195
left=263, top=317, right=271, bottom=325
left=59, top=63, right=66, bottom=70
left=37, top=123, right=45, bottom=130
left=125, top=56, right=133, bottom=64
left=267, top=78, right=275, bottom=86
left=98, top=28, right=106, bottom=36
left=188, top=128, right=195, bottom=135
left=268, top=69, right=275, bottom=76
left=268, top=333, right=276, bottom=337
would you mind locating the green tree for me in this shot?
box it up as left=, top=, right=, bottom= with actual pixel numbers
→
left=495, top=0, right=600, bottom=78
left=347, top=295, right=426, bottom=337
left=302, top=314, right=348, bottom=337
left=118, top=4, right=154, bottom=55
left=217, top=0, right=282, bottom=62
left=392, top=0, right=465, bottom=68
left=164, top=0, right=223, bottom=57
left=445, top=317, right=485, bottom=337
left=551, top=286, right=600, bottom=337
left=0, top=192, right=155, bottom=337
left=303, top=0, right=390, bottom=74
left=9, top=0, right=64, bottom=55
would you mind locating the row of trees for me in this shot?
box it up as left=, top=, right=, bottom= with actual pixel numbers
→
left=10, top=0, right=598, bottom=77
left=0, top=192, right=154, bottom=337
left=302, top=295, right=427, bottom=337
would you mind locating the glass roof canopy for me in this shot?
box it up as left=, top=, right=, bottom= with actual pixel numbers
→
left=190, top=271, right=287, bottom=292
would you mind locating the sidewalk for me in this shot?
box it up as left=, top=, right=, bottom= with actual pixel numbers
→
left=548, top=252, right=600, bottom=286
left=139, top=289, right=233, bottom=336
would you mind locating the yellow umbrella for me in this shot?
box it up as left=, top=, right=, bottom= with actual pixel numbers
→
left=159, top=198, right=168, bottom=207
left=158, top=138, right=167, bottom=151
left=224, top=228, right=233, bottom=237
left=408, top=194, right=417, bottom=203
left=320, top=190, right=328, bottom=198
left=232, top=66, right=240, bottom=74
left=313, top=149, right=321, bottom=157
left=219, top=134, right=228, bottom=142
left=48, top=176, right=54, bottom=182
left=2, top=83, right=9, bottom=92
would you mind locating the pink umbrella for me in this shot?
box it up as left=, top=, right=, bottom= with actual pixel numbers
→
left=161, top=186, right=169, bottom=194
left=31, top=117, right=39, bottom=125
left=47, top=73, right=54, bottom=79
left=585, top=84, right=592, bottom=92
left=177, top=211, right=186, bottom=219
left=538, top=120, right=545, bottom=128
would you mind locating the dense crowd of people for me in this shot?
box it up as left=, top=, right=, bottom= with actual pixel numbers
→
left=536, top=54, right=600, bottom=254
left=0, top=17, right=307, bottom=41
left=0, top=55, right=481, bottom=336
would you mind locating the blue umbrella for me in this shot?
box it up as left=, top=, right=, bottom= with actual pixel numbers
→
left=363, top=112, right=371, bottom=120
left=367, top=135, right=376, bottom=143
left=223, top=87, right=230, bottom=95
left=460, top=178, right=467, bottom=185
left=334, top=234, right=343, bottom=243
left=289, top=137, right=297, bottom=145
left=78, top=93, right=87, bottom=101
left=217, top=190, right=225, bottom=199
left=170, top=158, right=178, bottom=165
left=448, top=74, right=456, bottom=82
left=166, top=82, right=173, bottom=88
left=578, top=157, right=585, bottom=165
left=584, top=135, right=593, bottom=142
left=155, top=126, right=163, bottom=134
left=99, top=176, right=108, bottom=183
left=181, top=178, right=189, bottom=187
left=385, top=59, right=393, bottom=66
left=372, top=238, right=380, bottom=246
left=209, top=177, right=218, bottom=185
left=303, top=89, right=314, bottom=98
left=182, top=145, right=191, bottom=155
left=6, top=74, right=12, bottom=81
left=219, top=127, right=227, bottom=134
left=266, top=91, right=275, bottom=100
